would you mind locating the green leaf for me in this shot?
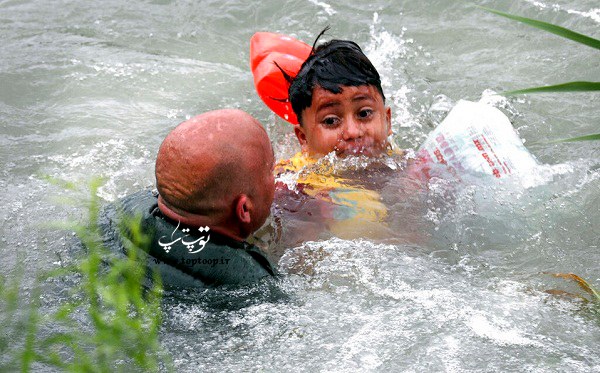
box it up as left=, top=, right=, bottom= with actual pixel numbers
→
left=40, top=175, right=79, bottom=191
left=479, top=6, right=600, bottom=50
left=550, top=133, right=600, bottom=143
left=504, top=81, right=600, bottom=95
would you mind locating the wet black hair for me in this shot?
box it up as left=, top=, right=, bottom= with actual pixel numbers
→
left=279, top=28, right=385, bottom=125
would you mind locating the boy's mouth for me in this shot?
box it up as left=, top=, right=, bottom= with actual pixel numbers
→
left=334, top=138, right=387, bottom=157
left=335, top=142, right=378, bottom=157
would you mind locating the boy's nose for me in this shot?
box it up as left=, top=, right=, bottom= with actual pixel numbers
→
left=342, top=117, right=363, bottom=140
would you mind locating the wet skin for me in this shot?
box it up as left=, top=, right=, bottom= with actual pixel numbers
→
left=156, top=109, right=275, bottom=241
left=294, top=85, right=392, bottom=158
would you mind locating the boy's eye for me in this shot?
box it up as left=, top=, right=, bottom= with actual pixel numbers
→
left=358, top=108, right=374, bottom=119
left=322, top=116, right=340, bottom=128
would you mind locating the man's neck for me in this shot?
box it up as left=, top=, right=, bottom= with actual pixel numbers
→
left=157, top=195, right=246, bottom=242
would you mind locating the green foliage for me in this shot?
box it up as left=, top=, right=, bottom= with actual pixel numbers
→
left=0, top=178, right=171, bottom=372
left=480, top=6, right=599, bottom=143
left=504, top=81, right=600, bottom=95
left=549, top=133, right=600, bottom=143
left=478, top=6, right=600, bottom=50
left=0, top=265, right=40, bottom=371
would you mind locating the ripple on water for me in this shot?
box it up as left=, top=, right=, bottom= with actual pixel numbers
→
left=154, top=237, right=600, bottom=371
left=1, top=0, right=599, bottom=371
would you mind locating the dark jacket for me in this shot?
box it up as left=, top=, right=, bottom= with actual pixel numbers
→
left=113, top=189, right=276, bottom=288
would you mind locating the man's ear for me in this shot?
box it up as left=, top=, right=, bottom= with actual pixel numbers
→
left=294, top=125, right=309, bottom=153
left=235, top=194, right=252, bottom=224
left=386, top=107, right=392, bottom=136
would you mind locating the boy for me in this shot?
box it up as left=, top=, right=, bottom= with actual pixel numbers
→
left=268, top=34, right=413, bottom=256
left=288, top=37, right=393, bottom=159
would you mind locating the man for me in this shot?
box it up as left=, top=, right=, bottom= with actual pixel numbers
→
left=117, top=109, right=276, bottom=287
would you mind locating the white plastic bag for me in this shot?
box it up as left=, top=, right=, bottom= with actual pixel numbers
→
left=417, top=100, right=538, bottom=181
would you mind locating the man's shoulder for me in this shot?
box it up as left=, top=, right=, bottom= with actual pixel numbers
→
left=119, top=189, right=159, bottom=218
left=108, top=190, right=277, bottom=287
left=144, top=233, right=277, bottom=288
left=177, top=234, right=277, bottom=281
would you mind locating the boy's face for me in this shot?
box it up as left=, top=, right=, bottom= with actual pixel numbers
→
left=294, top=85, right=392, bottom=158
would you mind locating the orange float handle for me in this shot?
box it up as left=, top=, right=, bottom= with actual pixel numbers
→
left=250, top=32, right=312, bottom=125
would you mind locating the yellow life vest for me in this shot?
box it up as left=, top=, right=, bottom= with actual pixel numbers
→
left=275, top=152, right=391, bottom=239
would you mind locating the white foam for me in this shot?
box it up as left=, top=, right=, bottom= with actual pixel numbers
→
left=467, top=313, right=543, bottom=347
left=567, top=8, right=600, bottom=23
left=307, top=0, right=336, bottom=16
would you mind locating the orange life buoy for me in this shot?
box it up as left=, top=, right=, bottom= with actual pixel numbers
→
left=250, top=32, right=312, bottom=125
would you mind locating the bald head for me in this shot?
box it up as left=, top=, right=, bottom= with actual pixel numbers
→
left=155, top=109, right=274, bottom=236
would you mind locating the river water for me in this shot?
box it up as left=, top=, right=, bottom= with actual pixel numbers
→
left=1, top=0, right=599, bottom=371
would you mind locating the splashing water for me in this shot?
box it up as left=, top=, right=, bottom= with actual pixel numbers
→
left=1, top=0, right=598, bottom=371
